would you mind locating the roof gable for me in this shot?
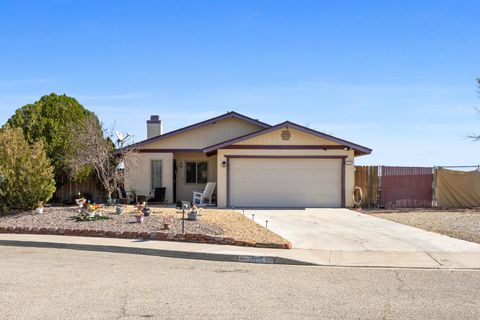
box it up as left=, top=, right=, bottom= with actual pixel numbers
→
left=130, top=111, right=270, bottom=149
left=203, top=121, right=372, bottom=156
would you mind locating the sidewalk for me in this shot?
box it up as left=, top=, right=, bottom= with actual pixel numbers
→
left=1, top=233, right=480, bottom=269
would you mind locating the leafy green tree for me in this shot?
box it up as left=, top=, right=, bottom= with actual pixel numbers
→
left=0, top=125, right=56, bottom=213
left=5, top=93, right=98, bottom=182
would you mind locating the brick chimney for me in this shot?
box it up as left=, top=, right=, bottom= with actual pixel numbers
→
left=147, top=115, right=163, bottom=139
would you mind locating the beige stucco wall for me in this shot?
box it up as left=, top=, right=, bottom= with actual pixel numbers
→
left=143, top=117, right=263, bottom=149
left=174, top=153, right=217, bottom=202
left=124, top=152, right=174, bottom=203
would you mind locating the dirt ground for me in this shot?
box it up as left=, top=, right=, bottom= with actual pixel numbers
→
left=365, top=208, right=480, bottom=244
left=0, top=205, right=288, bottom=245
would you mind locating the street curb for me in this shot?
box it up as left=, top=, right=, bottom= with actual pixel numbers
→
left=0, top=239, right=315, bottom=266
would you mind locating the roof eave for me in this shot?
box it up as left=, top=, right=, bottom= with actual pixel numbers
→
left=203, top=121, right=372, bottom=156
left=129, top=111, right=271, bottom=149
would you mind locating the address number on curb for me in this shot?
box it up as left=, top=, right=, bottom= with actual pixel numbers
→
left=238, top=255, right=275, bottom=264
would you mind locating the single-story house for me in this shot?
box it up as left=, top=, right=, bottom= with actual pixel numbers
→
left=124, top=112, right=371, bottom=208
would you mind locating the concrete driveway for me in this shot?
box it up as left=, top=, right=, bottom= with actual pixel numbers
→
left=244, top=208, right=480, bottom=252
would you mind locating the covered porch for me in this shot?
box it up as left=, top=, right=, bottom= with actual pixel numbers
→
left=124, top=151, right=218, bottom=205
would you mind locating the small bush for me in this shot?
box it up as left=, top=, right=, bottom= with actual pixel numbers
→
left=0, top=125, right=56, bottom=213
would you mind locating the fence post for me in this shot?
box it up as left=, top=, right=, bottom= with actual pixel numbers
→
left=367, top=166, right=373, bottom=209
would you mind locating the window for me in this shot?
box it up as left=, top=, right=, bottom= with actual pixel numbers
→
left=151, top=160, right=163, bottom=190
left=186, top=161, right=208, bottom=184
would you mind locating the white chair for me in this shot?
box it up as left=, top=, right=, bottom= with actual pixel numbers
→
left=192, top=182, right=216, bottom=206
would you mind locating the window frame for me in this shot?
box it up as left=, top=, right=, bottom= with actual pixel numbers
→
left=150, top=159, right=163, bottom=191
left=185, top=161, right=208, bottom=184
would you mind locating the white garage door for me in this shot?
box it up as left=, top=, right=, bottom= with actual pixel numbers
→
left=229, top=158, right=342, bottom=208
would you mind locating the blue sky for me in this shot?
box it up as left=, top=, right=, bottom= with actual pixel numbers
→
left=0, top=0, right=479, bottom=166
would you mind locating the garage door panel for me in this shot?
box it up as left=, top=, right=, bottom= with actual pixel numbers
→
left=229, top=158, right=342, bottom=207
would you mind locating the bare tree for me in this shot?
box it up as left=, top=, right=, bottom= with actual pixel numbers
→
left=67, top=114, right=137, bottom=202
left=469, top=79, right=480, bottom=141
left=470, top=108, right=480, bottom=142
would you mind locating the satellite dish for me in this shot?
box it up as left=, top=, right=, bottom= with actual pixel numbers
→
left=115, top=130, right=130, bottom=146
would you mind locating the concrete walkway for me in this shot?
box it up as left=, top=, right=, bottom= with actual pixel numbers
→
left=1, top=234, right=480, bottom=269
left=245, top=208, right=480, bottom=252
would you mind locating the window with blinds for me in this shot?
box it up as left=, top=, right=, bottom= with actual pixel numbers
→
left=151, top=160, right=163, bottom=190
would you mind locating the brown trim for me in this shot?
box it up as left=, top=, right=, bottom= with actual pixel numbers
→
left=222, top=145, right=349, bottom=150
left=128, top=112, right=271, bottom=149
left=137, top=149, right=203, bottom=153
left=205, top=145, right=349, bottom=157
left=225, top=155, right=347, bottom=159
left=203, top=121, right=371, bottom=156
left=225, top=155, right=347, bottom=208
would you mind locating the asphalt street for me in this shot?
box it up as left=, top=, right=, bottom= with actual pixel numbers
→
left=1, top=246, right=480, bottom=319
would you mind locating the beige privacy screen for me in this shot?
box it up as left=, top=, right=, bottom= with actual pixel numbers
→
left=436, top=168, right=480, bottom=208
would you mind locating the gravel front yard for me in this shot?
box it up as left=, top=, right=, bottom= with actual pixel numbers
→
left=365, top=208, right=480, bottom=244
left=0, top=205, right=288, bottom=245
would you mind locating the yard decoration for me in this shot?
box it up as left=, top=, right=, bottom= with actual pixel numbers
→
left=116, top=205, right=124, bottom=215
left=143, top=207, right=151, bottom=217
left=188, top=205, right=202, bottom=221
left=35, top=202, right=44, bottom=214
left=135, top=212, right=145, bottom=223
left=187, top=211, right=197, bottom=221
left=163, top=215, right=173, bottom=230
left=75, top=197, right=86, bottom=208
left=72, top=204, right=110, bottom=222
left=137, top=201, right=146, bottom=212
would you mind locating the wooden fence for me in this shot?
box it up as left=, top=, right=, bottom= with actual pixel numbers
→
left=354, top=166, right=379, bottom=208
left=54, top=176, right=103, bottom=203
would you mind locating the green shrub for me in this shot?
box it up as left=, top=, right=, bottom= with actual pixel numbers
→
left=0, top=125, right=56, bottom=213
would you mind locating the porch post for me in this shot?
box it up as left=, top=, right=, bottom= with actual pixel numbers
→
left=226, top=157, right=230, bottom=207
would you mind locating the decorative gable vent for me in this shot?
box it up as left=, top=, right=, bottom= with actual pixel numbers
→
left=281, top=129, right=291, bottom=141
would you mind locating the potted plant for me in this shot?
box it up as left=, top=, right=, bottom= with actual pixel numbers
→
left=163, top=215, right=173, bottom=230
left=137, top=201, right=146, bottom=212
left=143, top=207, right=151, bottom=217
left=75, top=195, right=86, bottom=208
left=135, top=212, right=144, bottom=223
left=188, top=205, right=198, bottom=221
left=116, top=205, right=124, bottom=215
left=35, top=201, right=44, bottom=214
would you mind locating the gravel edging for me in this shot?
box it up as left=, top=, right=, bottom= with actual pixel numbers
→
left=0, top=206, right=291, bottom=248
left=0, top=226, right=292, bottom=249
left=364, top=209, right=480, bottom=245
